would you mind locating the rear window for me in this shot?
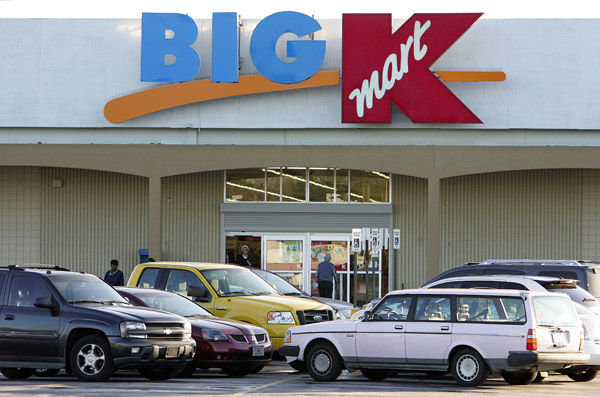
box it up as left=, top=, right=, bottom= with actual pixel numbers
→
left=137, top=268, right=160, bottom=289
left=537, top=270, right=579, bottom=280
left=544, top=284, right=600, bottom=310
left=533, top=296, right=579, bottom=327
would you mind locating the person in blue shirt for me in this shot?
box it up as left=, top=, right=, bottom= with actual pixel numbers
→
left=316, top=253, right=339, bottom=298
left=104, top=259, right=124, bottom=286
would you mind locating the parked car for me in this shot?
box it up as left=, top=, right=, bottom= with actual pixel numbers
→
left=128, top=262, right=335, bottom=351
left=115, top=286, right=273, bottom=376
left=280, top=288, right=589, bottom=386
left=425, top=260, right=600, bottom=298
left=423, top=275, right=600, bottom=381
left=0, top=265, right=195, bottom=381
left=248, top=268, right=356, bottom=320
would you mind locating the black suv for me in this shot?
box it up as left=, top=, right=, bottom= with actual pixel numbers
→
left=0, top=266, right=196, bottom=381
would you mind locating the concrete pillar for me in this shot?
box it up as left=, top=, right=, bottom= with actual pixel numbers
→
left=148, top=176, right=162, bottom=260
left=427, top=178, right=441, bottom=282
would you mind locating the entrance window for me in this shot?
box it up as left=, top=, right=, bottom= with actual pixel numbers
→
left=224, top=168, right=390, bottom=203
left=350, top=170, right=390, bottom=203
left=265, top=239, right=304, bottom=290
left=226, top=235, right=261, bottom=268
left=226, top=168, right=265, bottom=202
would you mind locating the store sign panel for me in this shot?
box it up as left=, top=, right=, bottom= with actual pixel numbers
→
left=104, top=11, right=503, bottom=124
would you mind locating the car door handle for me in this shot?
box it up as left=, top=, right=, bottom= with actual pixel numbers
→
left=4, top=315, right=14, bottom=321
left=441, top=326, right=449, bottom=331
left=395, top=325, right=404, bottom=330
left=216, top=306, right=227, bottom=311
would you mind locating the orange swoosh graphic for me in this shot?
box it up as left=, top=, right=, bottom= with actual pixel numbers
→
left=435, top=71, right=506, bottom=82
left=104, top=71, right=340, bottom=123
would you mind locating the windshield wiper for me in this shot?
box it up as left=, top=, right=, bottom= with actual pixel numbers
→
left=68, top=300, right=103, bottom=304
left=284, top=292, right=302, bottom=296
left=102, top=300, right=129, bottom=305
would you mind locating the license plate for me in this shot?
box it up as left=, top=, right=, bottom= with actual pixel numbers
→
left=251, top=345, right=264, bottom=357
left=551, top=331, right=567, bottom=347
left=165, top=346, right=180, bottom=358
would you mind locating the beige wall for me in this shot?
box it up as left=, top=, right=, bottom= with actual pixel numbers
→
left=440, top=170, right=582, bottom=272
left=40, top=168, right=148, bottom=279
left=161, top=171, right=223, bottom=262
left=392, top=175, right=428, bottom=289
left=0, top=167, right=41, bottom=264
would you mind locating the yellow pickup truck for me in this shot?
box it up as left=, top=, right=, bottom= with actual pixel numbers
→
left=128, top=262, right=334, bottom=350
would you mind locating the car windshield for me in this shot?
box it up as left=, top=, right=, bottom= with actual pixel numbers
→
left=533, top=296, right=579, bottom=327
left=200, top=268, right=279, bottom=297
left=136, top=292, right=213, bottom=317
left=48, top=274, right=128, bottom=304
left=253, top=269, right=301, bottom=296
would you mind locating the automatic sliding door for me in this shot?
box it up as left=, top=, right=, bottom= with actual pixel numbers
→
left=310, top=237, right=350, bottom=301
left=264, top=238, right=304, bottom=291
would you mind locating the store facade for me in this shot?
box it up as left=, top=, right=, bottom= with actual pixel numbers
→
left=2, top=12, right=600, bottom=305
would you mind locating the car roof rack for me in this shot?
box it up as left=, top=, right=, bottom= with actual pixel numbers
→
left=3, top=264, right=71, bottom=272
left=477, top=259, right=582, bottom=266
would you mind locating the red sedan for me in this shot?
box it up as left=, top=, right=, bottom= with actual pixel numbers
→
left=116, top=287, right=273, bottom=377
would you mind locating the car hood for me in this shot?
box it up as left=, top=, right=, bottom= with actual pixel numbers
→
left=78, top=303, right=186, bottom=323
left=187, top=315, right=265, bottom=335
left=308, top=296, right=354, bottom=310
left=231, top=294, right=332, bottom=312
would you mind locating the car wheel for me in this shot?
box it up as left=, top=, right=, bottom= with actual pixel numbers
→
left=501, top=371, right=537, bottom=385
left=360, top=368, right=394, bottom=381
left=70, top=335, right=114, bottom=382
left=0, top=368, right=35, bottom=379
left=305, top=342, right=343, bottom=382
left=450, top=348, right=489, bottom=387
left=288, top=360, right=306, bottom=372
left=139, top=366, right=185, bottom=380
left=221, top=366, right=251, bottom=377
left=532, top=372, right=546, bottom=383
left=176, top=362, right=197, bottom=378
left=566, top=367, right=599, bottom=382
left=34, top=368, right=60, bottom=377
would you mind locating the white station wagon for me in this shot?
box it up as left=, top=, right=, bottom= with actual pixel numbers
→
left=279, top=289, right=589, bottom=386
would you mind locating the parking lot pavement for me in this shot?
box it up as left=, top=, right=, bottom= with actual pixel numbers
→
left=0, top=363, right=598, bottom=397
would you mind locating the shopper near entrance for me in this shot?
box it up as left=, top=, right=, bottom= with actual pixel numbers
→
left=236, top=245, right=256, bottom=268
left=316, top=254, right=338, bottom=298
left=104, top=259, right=124, bottom=286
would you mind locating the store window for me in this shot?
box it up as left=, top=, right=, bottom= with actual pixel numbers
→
left=225, top=168, right=390, bottom=203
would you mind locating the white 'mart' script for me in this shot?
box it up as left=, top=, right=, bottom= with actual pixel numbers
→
left=348, top=20, right=431, bottom=118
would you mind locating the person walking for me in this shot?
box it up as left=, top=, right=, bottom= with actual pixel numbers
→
left=316, top=253, right=338, bottom=298
left=104, top=259, right=125, bottom=286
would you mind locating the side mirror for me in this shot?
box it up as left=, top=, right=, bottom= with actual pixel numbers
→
left=187, top=284, right=211, bottom=302
left=34, top=297, right=59, bottom=315
left=362, top=310, right=372, bottom=320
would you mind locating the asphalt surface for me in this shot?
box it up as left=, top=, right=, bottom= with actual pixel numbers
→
left=0, top=362, right=598, bottom=396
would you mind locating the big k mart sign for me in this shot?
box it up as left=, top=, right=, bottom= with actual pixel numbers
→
left=104, top=11, right=504, bottom=124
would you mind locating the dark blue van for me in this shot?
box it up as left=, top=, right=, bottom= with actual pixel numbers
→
left=424, top=259, right=600, bottom=298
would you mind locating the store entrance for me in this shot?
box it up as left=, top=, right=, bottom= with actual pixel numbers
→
left=226, top=232, right=387, bottom=305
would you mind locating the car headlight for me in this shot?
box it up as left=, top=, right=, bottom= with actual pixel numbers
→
left=336, top=308, right=353, bottom=320
left=120, top=321, right=146, bottom=339
left=201, top=328, right=229, bottom=342
left=267, top=311, right=296, bottom=324
left=284, top=329, right=292, bottom=344
left=183, top=320, right=192, bottom=339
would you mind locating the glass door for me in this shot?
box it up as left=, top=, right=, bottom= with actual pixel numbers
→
left=262, top=235, right=305, bottom=291
left=310, top=234, right=350, bottom=301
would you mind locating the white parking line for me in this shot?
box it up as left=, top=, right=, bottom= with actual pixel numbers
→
left=231, top=374, right=309, bottom=396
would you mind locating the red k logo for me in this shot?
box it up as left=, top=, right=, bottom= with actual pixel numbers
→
left=342, top=13, right=484, bottom=124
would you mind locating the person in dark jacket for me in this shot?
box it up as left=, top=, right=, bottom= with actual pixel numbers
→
left=316, top=253, right=339, bottom=298
left=235, top=245, right=256, bottom=268
left=104, top=259, right=125, bottom=286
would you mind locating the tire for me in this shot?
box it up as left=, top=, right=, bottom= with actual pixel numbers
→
left=176, top=362, right=197, bottom=378
left=34, top=368, right=60, bottom=377
left=69, top=334, right=115, bottom=382
left=502, top=371, right=537, bottom=385
left=289, top=360, right=307, bottom=372
left=532, top=372, right=546, bottom=383
left=0, top=368, right=35, bottom=380
left=139, top=366, right=185, bottom=380
left=305, top=342, right=343, bottom=382
left=360, top=368, right=394, bottom=381
left=566, top=367, right=599, bottom=382
left=221, top=366, right=251, bottom=377
left=450, top=348, right=489, bottom=387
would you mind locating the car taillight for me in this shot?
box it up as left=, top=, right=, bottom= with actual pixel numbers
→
left=527, top=329, right=538, bottom=351
left=580, top=327, right=585, bottom=351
